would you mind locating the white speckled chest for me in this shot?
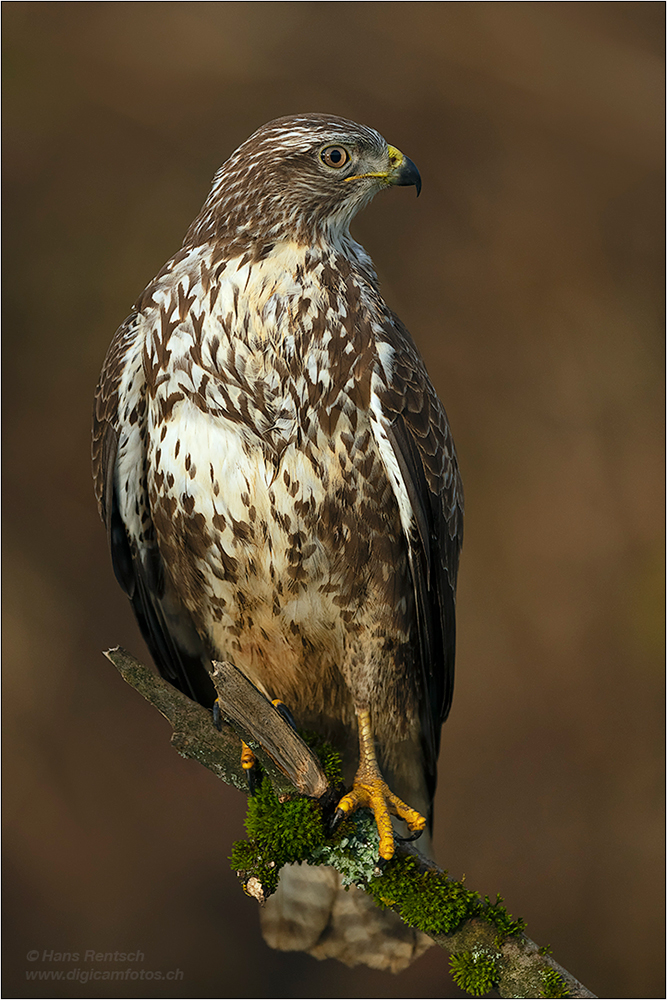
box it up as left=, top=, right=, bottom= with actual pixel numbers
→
left=120, top=243, right=413, bottom=718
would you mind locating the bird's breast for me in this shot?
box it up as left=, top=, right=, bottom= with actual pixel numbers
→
left=140, top=247, right=410, bottom=710
left=147, top=378, right=407, bottom=707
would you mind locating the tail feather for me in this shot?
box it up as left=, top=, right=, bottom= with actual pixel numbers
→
left=260, top=862, right=432, bottom=973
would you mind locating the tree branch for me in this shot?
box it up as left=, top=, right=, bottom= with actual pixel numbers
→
left=104, top=646, right=597, bottom=999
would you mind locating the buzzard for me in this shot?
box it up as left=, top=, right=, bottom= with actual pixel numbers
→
left=93, top=114, right=463, bottom=971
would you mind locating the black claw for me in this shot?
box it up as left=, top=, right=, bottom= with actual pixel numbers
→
left=247, top=759, right=264, bottom=796
left=212, top=699, right=223, bottom=731
left=272, top=700, right=298, bottom=731
left=329, top=807, right=345, bottom=835
left=317, top=786, right=342, bottom=821
left=396, top=828, right=424, bottom=844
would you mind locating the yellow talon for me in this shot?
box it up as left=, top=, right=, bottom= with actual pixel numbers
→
left=336, top=710, right=427, bottom=860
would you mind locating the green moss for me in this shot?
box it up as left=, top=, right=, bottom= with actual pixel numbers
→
left=230, top=733, right=348, bottom=896
left=298, top=729, right=343, bottom=787
left=483, top=893, right=526, bottom=938
left=538, top=943, right=554, bottom=956
left=365, top=855, right=481, bottom=935
left=229, top=837, right=281, bottom=894
left=363, top=855, right=525, bottom=943
left=450, top=949, right=499, bottom=996
left=229, top=777, right=324, bottom=895
left=541, top=968, right=569, bottom=998
left=244, top=774, right=323, bottom=851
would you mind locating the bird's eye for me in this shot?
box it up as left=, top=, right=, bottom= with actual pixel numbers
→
left=320, top=146, right=350, bottom=169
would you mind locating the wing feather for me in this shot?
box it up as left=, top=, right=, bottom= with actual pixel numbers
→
left=375, top=314, right=464, bottom=803
left=92, top=315, right=216, bottom=708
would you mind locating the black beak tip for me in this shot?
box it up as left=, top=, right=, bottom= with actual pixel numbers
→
left=396, top=155, right=422, bottom=197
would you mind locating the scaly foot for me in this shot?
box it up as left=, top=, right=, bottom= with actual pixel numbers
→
left=333, top=709, right=426, bottom=860
left=334, top=774, right=426, bottom=860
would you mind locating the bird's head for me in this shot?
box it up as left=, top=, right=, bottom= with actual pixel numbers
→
left=185, top=114, right=421, bottom=254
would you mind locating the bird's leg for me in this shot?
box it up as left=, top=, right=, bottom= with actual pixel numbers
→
left=241, top=740, right=263, bottom=795
left=212, top=697, right=262, bottom=793
left=333, top=709, right=426, bottom=860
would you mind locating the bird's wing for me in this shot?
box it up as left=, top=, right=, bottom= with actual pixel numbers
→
left=92, top=312, right=216, bottom=707
left=371, top=312, right=464, bottom=800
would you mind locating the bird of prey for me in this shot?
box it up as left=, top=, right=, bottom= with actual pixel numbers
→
left=92, top=114, right=463, bottom=972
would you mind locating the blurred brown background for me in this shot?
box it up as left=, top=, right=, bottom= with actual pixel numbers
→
left=3, top=3, right=664, bottom=997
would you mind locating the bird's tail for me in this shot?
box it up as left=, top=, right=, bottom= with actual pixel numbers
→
left=260, top=862, right=431, bottom=973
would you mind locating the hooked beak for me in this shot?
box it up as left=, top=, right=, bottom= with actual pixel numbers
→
left=386, top=145, right=422, bottom=196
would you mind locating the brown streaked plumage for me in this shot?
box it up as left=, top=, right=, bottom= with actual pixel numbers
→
left=92, top=114, right=463, bottom=972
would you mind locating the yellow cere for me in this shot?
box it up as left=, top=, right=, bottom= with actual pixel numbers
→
left=343, top=145, right=406, bottom=185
